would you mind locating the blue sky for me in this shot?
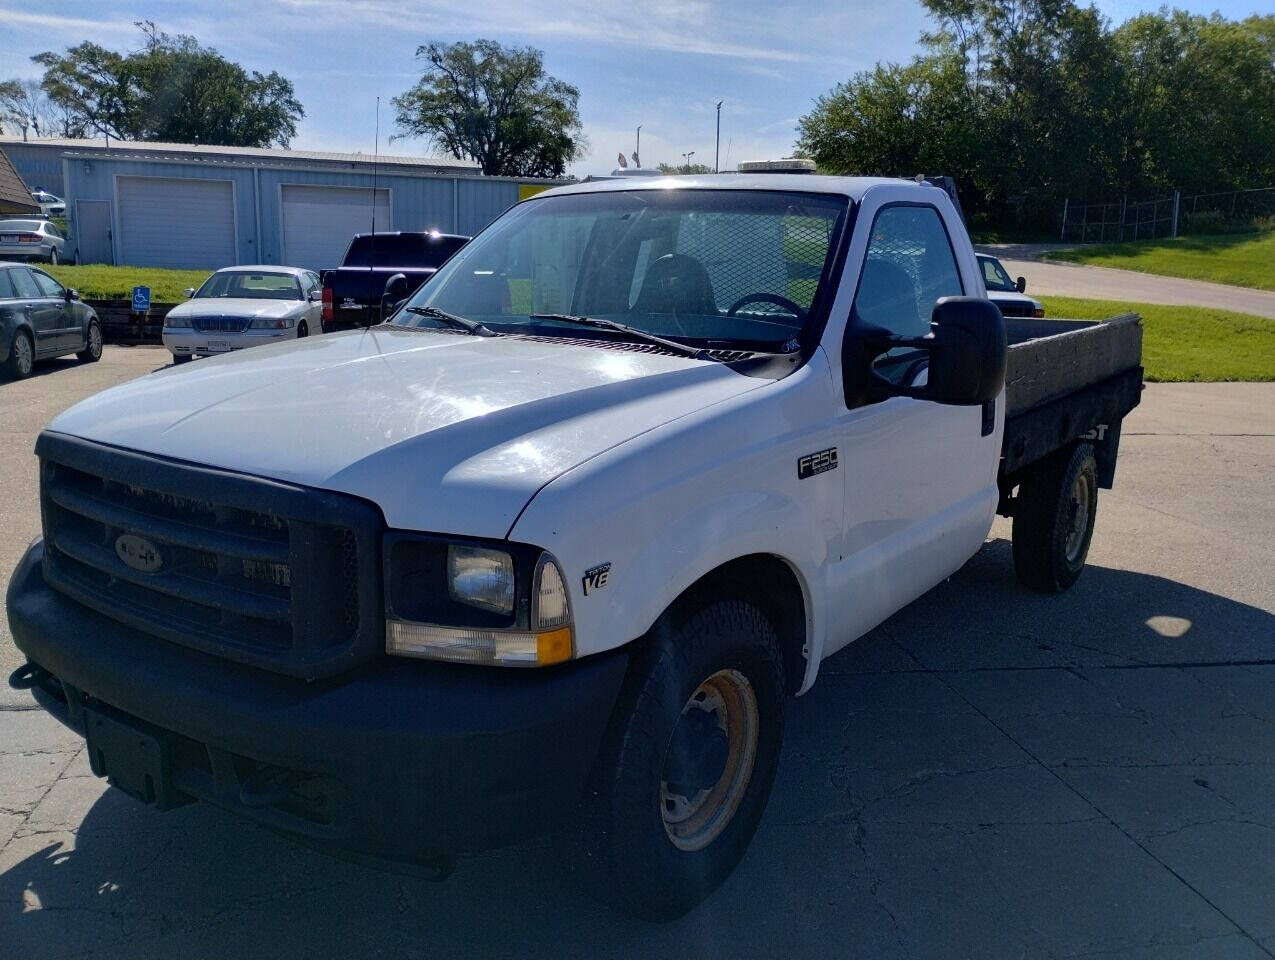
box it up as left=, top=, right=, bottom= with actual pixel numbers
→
left=1, top=0, right=1271, bottom=177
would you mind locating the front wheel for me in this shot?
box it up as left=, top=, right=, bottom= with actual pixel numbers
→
left=296, top=321, right=308, bottom=338
left=558, top=596, right=785, bottom=921
left=1012, top=442, right=1098, bottom=592
left=172, top=353, right=192, bottom=365
left=76, top=320, right=102, bottom=362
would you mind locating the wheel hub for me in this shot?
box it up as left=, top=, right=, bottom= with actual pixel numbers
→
left=660, top=668, right=760, bottom=852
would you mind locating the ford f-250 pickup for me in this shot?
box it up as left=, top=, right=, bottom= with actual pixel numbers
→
left=7, top=175, right=1142, bottom=920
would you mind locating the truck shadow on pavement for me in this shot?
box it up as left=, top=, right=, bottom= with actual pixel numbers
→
left=3, top=540, right=1273, bottom=959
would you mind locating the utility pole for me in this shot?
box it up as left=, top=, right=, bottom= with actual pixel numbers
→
left=682, top=151, right=695, bottom=172
left=715, top=100, right=723, bottom=173
left=636, top=125, right=642, bottom=167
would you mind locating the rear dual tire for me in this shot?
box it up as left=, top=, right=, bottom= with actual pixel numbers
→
left=558, top=595, right=785, bottom=921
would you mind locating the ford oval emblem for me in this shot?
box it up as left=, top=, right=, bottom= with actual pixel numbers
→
left=115, top=534, right=164, bottom=574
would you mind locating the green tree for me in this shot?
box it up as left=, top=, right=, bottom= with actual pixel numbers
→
left=33, top=22, right=304, bottom=147
left=393, top=39, right=584, bottom=177
left=657, top=162, right=714, bottom=174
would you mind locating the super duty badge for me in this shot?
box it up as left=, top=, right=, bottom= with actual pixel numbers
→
left=798, top=447, right=838, bottom=479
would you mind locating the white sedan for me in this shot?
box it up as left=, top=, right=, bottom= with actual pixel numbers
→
left=162, top=266, right=323, bottom=364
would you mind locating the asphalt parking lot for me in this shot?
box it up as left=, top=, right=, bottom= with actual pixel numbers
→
left=1, top=347, right=1273, bottom=959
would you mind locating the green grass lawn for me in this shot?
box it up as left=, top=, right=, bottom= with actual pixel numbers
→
left=44, top=265, right=213, bottom=303
left=1049, top=231, right=1275, bottom=291
left=1041, top=296, right=1274, bottom=382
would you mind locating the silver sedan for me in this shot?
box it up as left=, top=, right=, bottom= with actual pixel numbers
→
left=0, top=219, right=68, bottom=264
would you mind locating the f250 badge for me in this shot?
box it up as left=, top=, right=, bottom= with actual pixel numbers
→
left=582, top=562, right=612, bottom=595
left=798, top=447, right=838, bottom=480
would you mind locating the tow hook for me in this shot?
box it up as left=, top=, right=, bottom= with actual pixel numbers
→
left=8, top=662, right=50, bottom=691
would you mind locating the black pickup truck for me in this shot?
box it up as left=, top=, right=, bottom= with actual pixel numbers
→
left=320, top=231, right=468, bottom=331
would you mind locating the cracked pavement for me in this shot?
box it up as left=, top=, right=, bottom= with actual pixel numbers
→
left=1, top=349, right=1273, bottom=958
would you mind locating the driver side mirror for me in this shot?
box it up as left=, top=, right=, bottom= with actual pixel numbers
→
left=183, top=287, right=195, bottom=299
left=847, top=296, right=1006, bottom=407
left=1015, top=276, right=1026, bottom=293
left=64, top=287, right=78, bottom=302
left=381, top=273, right=409, bottom=320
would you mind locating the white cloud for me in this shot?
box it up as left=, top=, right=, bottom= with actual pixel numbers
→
left=0, top=8, right=137, bottom=37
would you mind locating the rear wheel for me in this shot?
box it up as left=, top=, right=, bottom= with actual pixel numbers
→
left=558, top=595, right=785, bottom=921
left=1012, top=442, right=1098, bottom=592
left=48, top=248, right=59, bottom=265
left=76, top=320, right=102, bottom=362
left=3, top=330, right=34, bottom=380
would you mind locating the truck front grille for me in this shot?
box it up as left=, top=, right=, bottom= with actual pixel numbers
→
left=191, top=315, right=252, bottom=333
left=36, top=433, right=382, bottom=679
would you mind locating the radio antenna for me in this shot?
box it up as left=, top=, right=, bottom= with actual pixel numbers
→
left=369, top=96, right=380, bottom=311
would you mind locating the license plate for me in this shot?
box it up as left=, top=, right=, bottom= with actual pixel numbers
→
left=83, top=706, right=183, bottom=809
left=0, top=235, right=17, bottom=243
left=205, top=340, right=233, bottom=352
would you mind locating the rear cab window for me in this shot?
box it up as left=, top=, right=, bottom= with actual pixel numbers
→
left=343, top=235, right=468, bottom=268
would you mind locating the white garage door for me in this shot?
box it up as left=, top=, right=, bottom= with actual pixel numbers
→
left=281, top=185, right=390, bottom=271
left=117, top=177, right=235, bottom=269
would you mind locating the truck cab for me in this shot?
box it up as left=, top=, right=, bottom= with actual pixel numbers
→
left=7, top=175, right=1140, bottom=921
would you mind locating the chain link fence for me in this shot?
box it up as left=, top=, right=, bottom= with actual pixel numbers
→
left=1060, top=186, right=1275, bottom=244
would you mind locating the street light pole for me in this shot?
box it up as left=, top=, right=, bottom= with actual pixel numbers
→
left=682, top=151, right=695, bottom=172
left=636, top=125, right=642, bottom=167
left=715, top=100, right=723, bottom=173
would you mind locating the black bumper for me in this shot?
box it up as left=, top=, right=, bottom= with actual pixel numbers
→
left=7, top=541, right=629, bottom=860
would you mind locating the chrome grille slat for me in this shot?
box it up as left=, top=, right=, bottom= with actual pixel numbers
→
left=191, top=315, right=252, bottom=333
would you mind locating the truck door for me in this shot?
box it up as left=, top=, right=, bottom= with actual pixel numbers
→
left=823, top=197, right=1001, bottom=657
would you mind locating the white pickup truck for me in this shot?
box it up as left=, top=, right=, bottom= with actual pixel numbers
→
left=7, top=175, right=1142, bottom=920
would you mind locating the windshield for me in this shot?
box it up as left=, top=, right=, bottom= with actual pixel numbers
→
left=194, top=272, right=302, bottom=300
left=978, top=255, right=1017, bottom=292
left=392, top=189, right=848, bottom=349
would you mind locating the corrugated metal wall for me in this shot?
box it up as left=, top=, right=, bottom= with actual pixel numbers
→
left=58, top=152, right=548, bottom=268
left=4, top=142, right=69, bottom=195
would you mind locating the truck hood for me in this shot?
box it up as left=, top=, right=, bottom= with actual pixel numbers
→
left=48, top=328, right=766, bottom=537
left=166, top=298, right=308, bottom=319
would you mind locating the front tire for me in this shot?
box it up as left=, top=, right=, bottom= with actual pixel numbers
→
left=3, top=330, right=34, bottom=380
left=1012, top=442, right=1098, bottom=592
left=172, top=353, right=192, bottom=365
left=296, top=321, right=308, bottom=338
left=559, top=595, right=785, bottom=921
left=76, top=320, right=102, bottom=362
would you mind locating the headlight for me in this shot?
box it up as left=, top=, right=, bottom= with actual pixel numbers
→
left=250, top=317, right=293, bottom=329
left=164, top=315, right=191, bottom=328
left=384, top=535, right=573, bottom=667
left=448, top=544, right=515, bottom=614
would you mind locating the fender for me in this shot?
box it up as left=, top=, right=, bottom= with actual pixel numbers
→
left=510, top=355, right=844, bottom=695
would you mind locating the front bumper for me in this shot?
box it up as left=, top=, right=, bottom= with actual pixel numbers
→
left=162, top=328, right=295, bottom=356
left=7, top=540, right=629, bottom=859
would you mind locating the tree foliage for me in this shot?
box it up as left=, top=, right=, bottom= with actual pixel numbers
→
left=798, top=4, right=1275, bottom=228
left=32, top=22, right=304, bottom=147
left=393, top=39, right=584, bottom=178
left=0, top=78, right=80, bottom=138
left=657, top=162, right=714, bottom=174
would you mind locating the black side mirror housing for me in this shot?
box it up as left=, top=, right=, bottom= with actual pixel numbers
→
left=847, top=296, right=1007, bottom=407
left=63, top=287, right=74, bottom=302
left=381, top=273, right=409, bottom=320
left=1015, top=276, right=1026, bottom=293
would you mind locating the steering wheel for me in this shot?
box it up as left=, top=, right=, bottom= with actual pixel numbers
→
left=726, top=293, right=807, bottom=319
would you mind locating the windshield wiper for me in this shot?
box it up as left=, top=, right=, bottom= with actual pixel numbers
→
left=529, top=313, right=719, bottom=360
left=401, top=305, right=499, bottom=337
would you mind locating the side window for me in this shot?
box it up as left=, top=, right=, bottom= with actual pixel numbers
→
left=31, top=270, right=64, bottom=298
left=10, top=268, right=41, bottom=300
left=0, top=270, right=15, bottom=299
left=852, top=205, right=963, bottom=384
left=981, top=258, right=1001, bottom=288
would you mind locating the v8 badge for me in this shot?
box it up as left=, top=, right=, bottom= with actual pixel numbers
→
left=582, top=562, right=612, bottom=595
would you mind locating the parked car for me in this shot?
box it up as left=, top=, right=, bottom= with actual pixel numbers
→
left=30, top=191, right=66, bottom=217
left=162, top=266, right=323, bottom=363
left=7, top=176, right=1143, bottom=921
left=320, top=230, right=469, bottom=331
left=978, top=253, right=1044, bottom=317
left=0, top=261, right=102, bottom=379
left=0, top=219, right=68, bottom=264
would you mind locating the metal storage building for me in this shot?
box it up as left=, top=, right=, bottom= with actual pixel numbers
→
left=0, top=137, right=559, bottom=270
